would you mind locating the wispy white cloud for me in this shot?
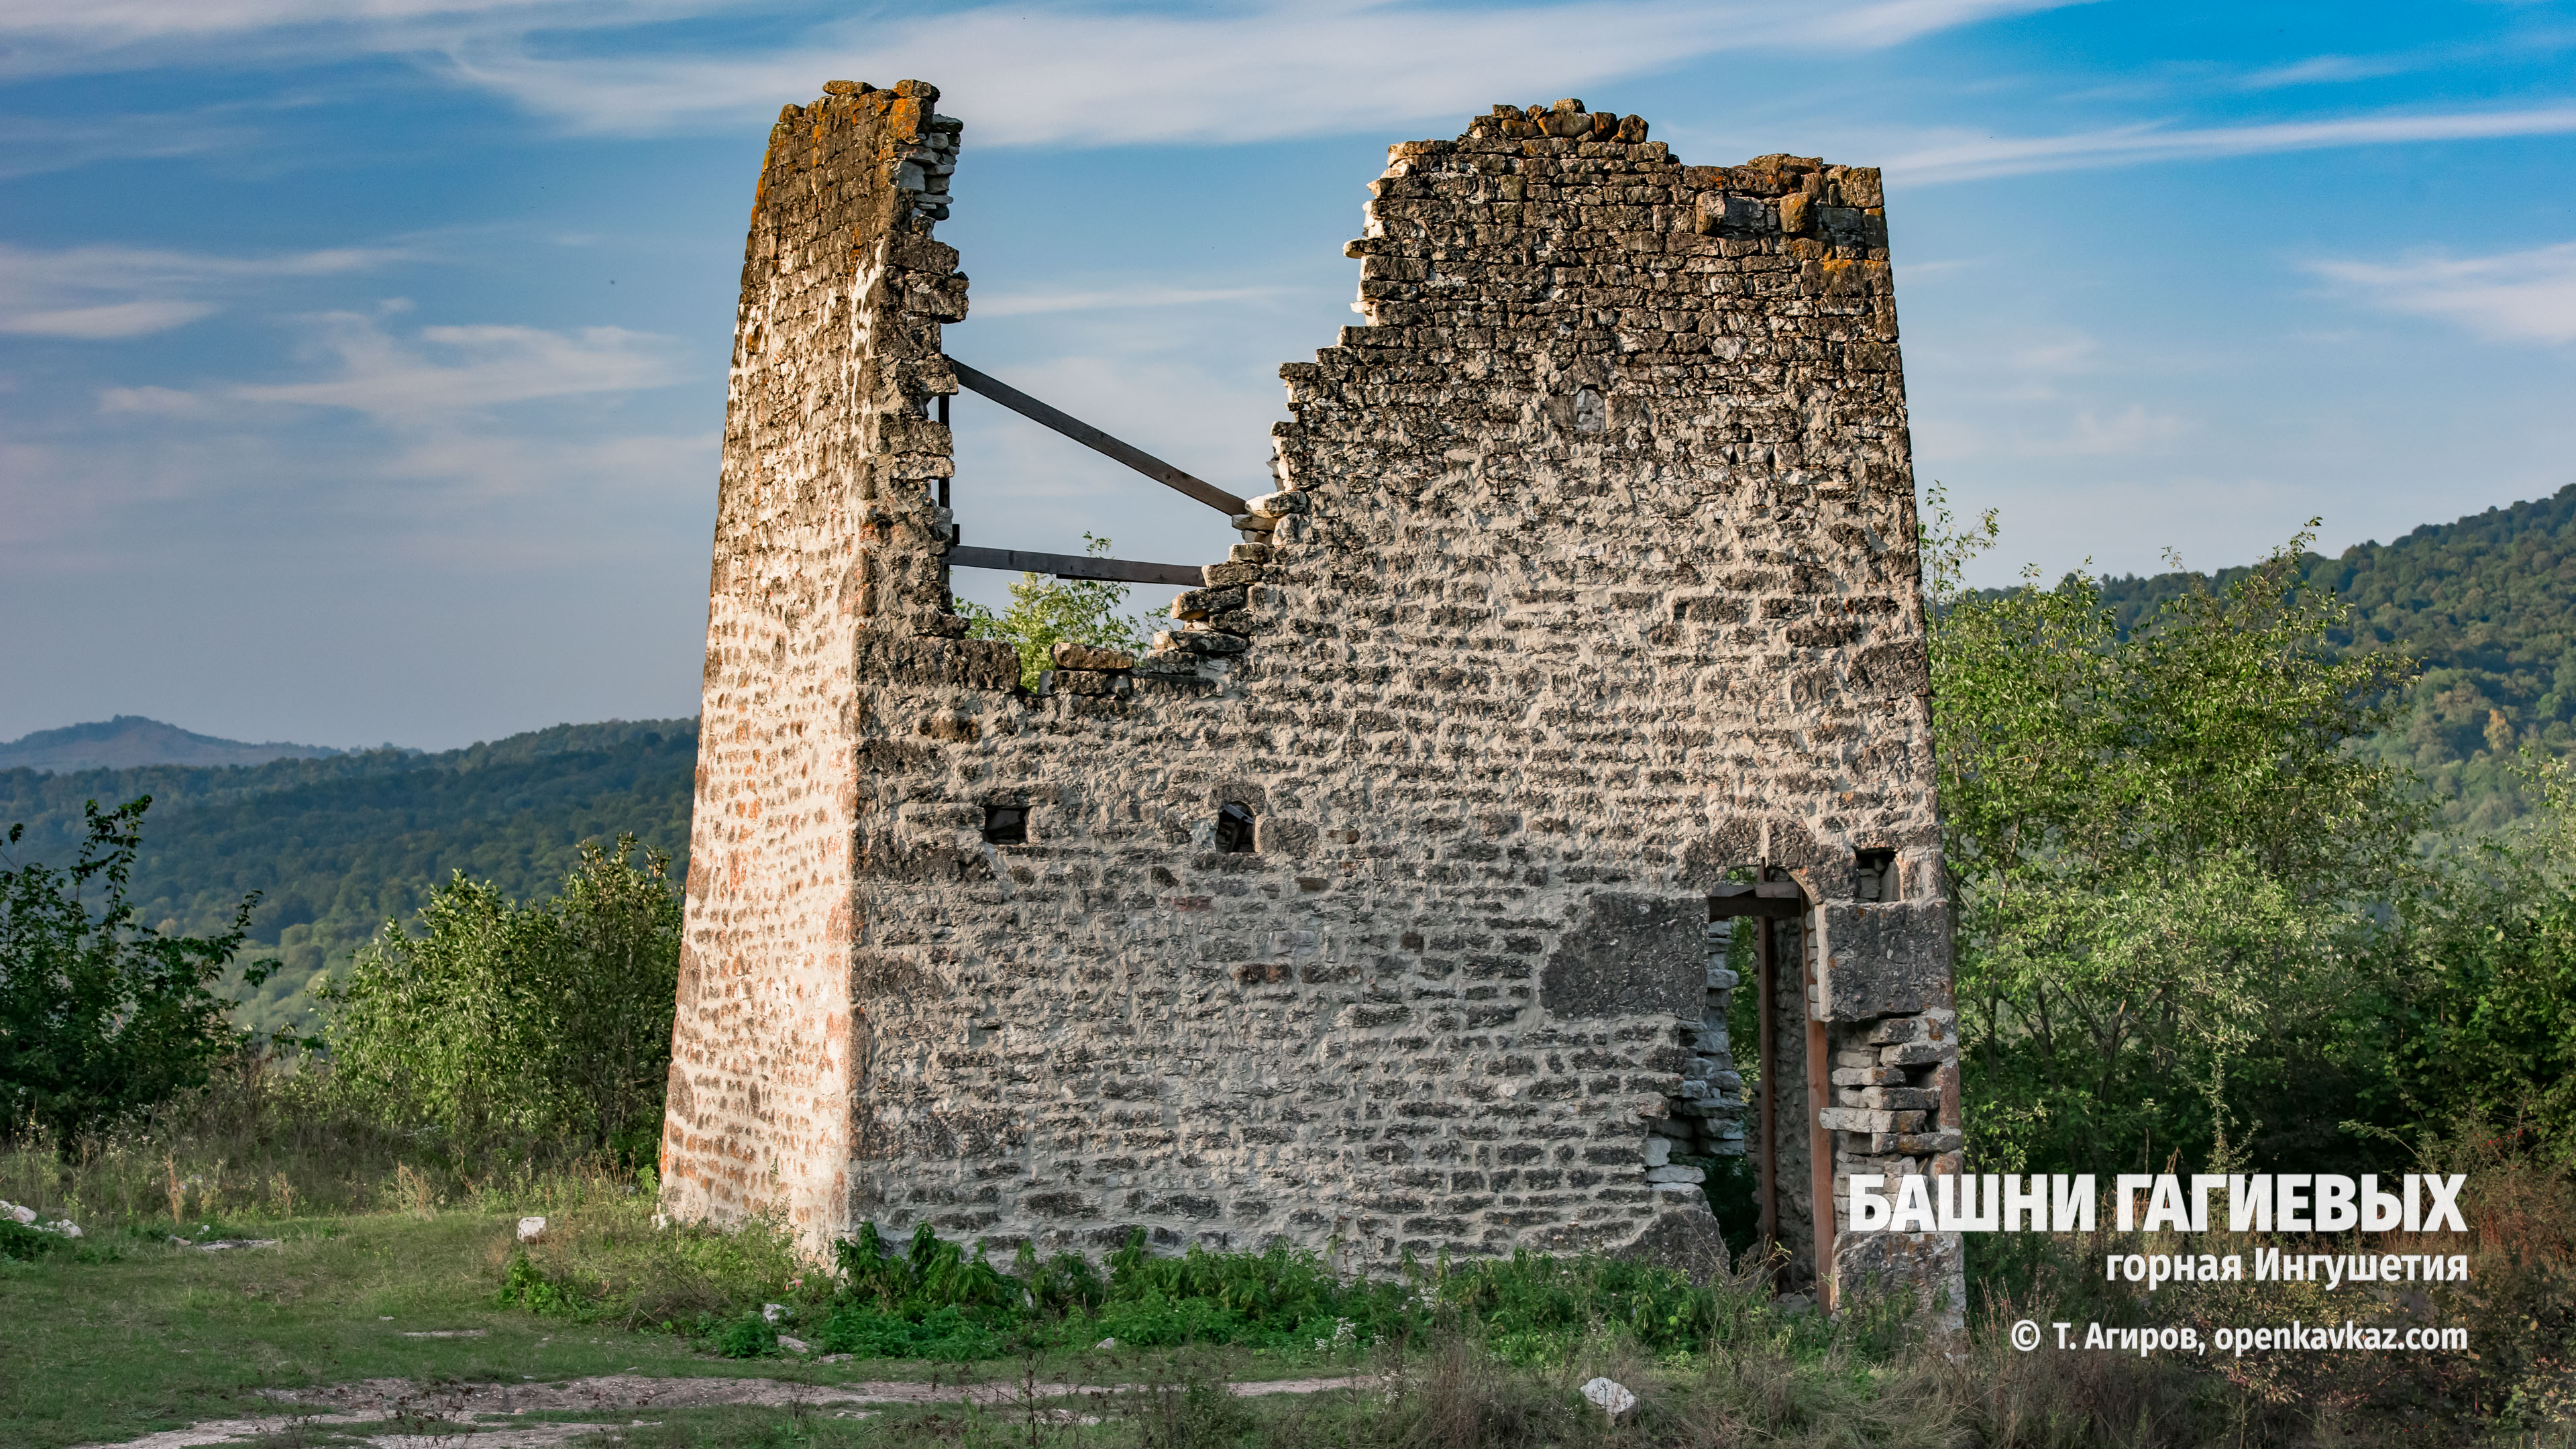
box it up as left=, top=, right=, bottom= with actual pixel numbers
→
left=2308, top=241, right=2576, bottom=345
left=2238, top=53, right=2415, bottom=91
left=1888, top=103, right=2576, bottom=182
left=119, top=309, right=686, bottom=422
left=451, top=0, right=2081, bottom=143
left=1921, top=402, right=2190, bottom=462
left=0, top=0, right=596, bottom=42
left=7, top=300, right=219, bottom=339
left=0, top=109, right=262, bottom=178
left=0, top=0, right=2081, bottom=142
left=0, top=241, right=406, bottom=339
left=97, top=382, right=220, bottom=415
left=0, top=0, right=713, bottom=78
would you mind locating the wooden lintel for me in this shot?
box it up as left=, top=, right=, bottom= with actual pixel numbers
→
left=1755, top=914, right=1778, bottom=1273
left=948, top=359, right=1250, bottom=517
left=1708, top=894, right=1807, bottom=920
left=948, top=545, right=1203, bottom=588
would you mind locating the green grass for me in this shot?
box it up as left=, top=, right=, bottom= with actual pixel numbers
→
left=0, top=1210, right=814, bottom=1449
left=7, top=1150, right=2571, bottom=1448
left=496, top=1198, right=1856, bottom=1373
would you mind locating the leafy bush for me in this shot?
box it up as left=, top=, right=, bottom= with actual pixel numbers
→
left=698, top=1307, right=781, bottom=1359
left=1929, top=504, right=2424, bottom=1177
left=955, top=533, right=1156, bottom=690
left=315, top=836, right=678, bottom=1153
left=0, top=1216, right=72, bottom=1261
left=1, top=796, right=278, bottom=1142
left=692, top=1223, right=1803, bottom=1366
left=480, top=1193, right=804, bottom=1332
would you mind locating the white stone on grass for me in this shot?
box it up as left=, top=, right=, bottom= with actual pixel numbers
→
left=1580, top=1377, right=1637, bottom=1419
left=518, top=1216, right=547, bottom=1242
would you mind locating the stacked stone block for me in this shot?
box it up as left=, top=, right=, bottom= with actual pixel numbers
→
left=663, top=84, right=1962, bottom=1320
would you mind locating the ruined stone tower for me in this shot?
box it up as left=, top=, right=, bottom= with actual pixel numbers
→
left=662, top=83, right=1962, bottom=1317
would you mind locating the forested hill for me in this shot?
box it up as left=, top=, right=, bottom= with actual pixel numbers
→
left=0, top=719, right=695, bottom=1034
left=2088, top=483, right=2576, bottom=830
left=0, top=715, right=356, bottom=771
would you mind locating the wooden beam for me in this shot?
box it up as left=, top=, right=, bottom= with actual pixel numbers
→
left=1806, top=990, right=1837, bottom=1311
left=948, top=545, right=1203, bottom=587
left=1711, top=882, right=1807, bottom=918
left=1709, top=894, right=1807, bottom=920
left=948, top=359, right=1250, bottom=517
left=1756, top=914, right=1777, bottom=1276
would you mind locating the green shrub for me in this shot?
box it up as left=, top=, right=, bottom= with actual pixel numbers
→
left=780, top=1223, right=1787, bottom=1365
left=698, top=1308, right=781, bottom=1359
left=495, top=1248, right=583, bottom=1315
left=315, top=837, right=678, bottom=1152
left=1, top=797, right=280, bottom=1142
left=0, top=1216, right=70, bottom=1261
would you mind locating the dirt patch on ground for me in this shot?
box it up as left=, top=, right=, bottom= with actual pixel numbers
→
left=73, top=1371, right=1369, bottom=1448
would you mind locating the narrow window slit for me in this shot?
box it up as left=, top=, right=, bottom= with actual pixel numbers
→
left=1215, top=802, right=1256, bottom=853
left=1854, top=848, right=1894, bottom=902
left=983, top=804, right=1026, bottom=845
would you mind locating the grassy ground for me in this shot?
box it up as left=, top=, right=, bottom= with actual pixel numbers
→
left=5, top=1100, right=2571, bottom=1449
left=0, top=1193, right=1929, bottom=1449
left=2, top=1212, right=738, bottom=1447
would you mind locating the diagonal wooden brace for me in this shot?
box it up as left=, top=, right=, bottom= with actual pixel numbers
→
left=948, top=358, right=1250, bottom=516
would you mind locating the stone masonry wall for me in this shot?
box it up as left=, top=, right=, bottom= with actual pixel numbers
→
left=664, top=89, right=1963, bottom=1316
left=661, top=79, right=968, bottom=1244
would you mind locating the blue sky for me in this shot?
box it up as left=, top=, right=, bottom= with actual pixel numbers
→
left=3, top=0, right=2572, bottom=750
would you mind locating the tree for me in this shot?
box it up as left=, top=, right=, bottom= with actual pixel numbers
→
left=0, top=796, right=276, bottom=1142
left=2377, top=755, right=2576, bottom=1163
left=955, top=533, right=1155, bottom=690
left=1927, top=494, right=2424, bottom=1175
left=316, top=837, right=678, bottom=1154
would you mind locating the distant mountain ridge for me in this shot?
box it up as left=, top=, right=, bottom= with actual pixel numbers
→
left=0, top=715, right=356, bottom=772
left=2080, top=482, right=2576, bottom=830
left=0, top=718, right=695, bottom=1035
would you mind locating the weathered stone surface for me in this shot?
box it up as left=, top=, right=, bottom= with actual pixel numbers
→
left=1833, top=1225, right=1965, bottom=1336
left=1051, top=642, right=1135, bottom=672
left=1613, top=1199, right=1733, bottom=1285
left=1169, top=586, right=1246, bottom=620
left=664, top=89, right=1956, bottom=1311
left=1152, top=629, right=1248, bottom=655
left=659, top=80, right=964, bottom=1248
left=1817, top=902, right=1952, bottom=1021
left=1540, top=894, right=1705, bottom=1020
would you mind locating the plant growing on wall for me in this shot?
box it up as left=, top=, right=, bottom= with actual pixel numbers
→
left=955, top=533, right=1155, bottom=690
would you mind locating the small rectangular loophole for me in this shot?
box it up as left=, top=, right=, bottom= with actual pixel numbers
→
left=1216, top=802, right=1256, bottom=853
left=983, top=805, right=1026, bottom=845
left=1854, top=848, right=1895, bottom=902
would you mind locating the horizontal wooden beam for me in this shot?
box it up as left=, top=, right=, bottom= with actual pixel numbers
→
left=948, top=359, right=1250, bottom=517
left=1709, top=882, right=1807, bottom=920
left=949, top=545, right=1203, bottom=587
left=1709, top=895, right=1807, bottom=920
